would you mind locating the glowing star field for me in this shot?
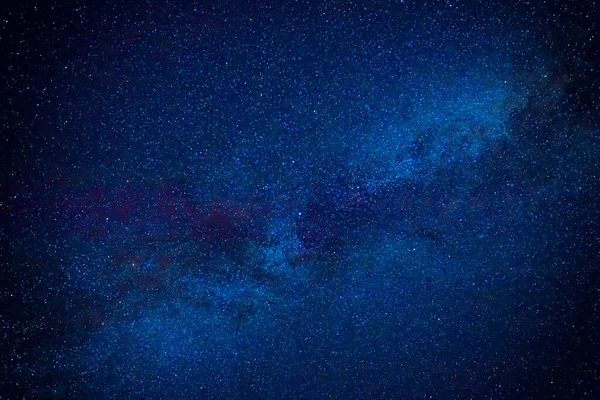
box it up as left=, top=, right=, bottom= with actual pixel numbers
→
left=1, top=1, right=599, bottom=398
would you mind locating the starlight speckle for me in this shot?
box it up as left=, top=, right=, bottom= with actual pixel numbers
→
left=1, top=1, right=599, bottom=399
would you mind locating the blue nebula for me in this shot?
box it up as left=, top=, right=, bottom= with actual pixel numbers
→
left=2, top=1, right=599, bottom=399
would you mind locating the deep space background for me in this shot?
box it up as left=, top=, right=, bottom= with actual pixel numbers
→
left=1, top=0, right=600, bottom=398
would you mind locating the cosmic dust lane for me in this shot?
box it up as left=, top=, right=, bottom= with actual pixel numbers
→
left=1, top=0, right=599, bottom=398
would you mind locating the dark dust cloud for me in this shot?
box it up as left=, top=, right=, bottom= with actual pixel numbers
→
left=1, top=0, right=599, bottom=398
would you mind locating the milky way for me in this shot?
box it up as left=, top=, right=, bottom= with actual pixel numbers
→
left=2, top=1, right=599, bottom=398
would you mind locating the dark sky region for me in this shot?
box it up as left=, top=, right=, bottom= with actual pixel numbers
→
left=1, top=0, right=599, bottom=398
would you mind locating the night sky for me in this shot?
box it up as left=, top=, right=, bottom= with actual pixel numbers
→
left=1, top=0, right=600, bottom=398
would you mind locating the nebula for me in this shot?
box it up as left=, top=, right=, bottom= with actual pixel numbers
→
left=2, top=1, right=599, bottom=398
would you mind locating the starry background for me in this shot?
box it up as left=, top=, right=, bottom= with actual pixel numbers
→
left=1, top=0, right=599, bottom=398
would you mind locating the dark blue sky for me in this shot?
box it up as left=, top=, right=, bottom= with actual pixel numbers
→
left=2, top=0, right=599, bottom=398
